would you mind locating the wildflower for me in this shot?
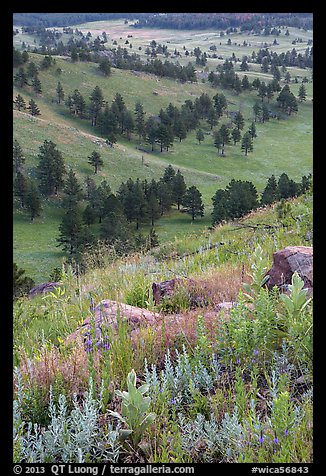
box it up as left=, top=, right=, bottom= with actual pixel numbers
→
left=236, top=358, right=241, bottom=364
left=253, top=349, right=258, bottom=355
left=85, top=337, right=93, bottom=352
left=259, top=431, right=264, bottom=444
left=284, top=428, right=289, bottom=437
left=170, top=398, right=176, bottom=405
left=274, top=437, right=279, bottom=444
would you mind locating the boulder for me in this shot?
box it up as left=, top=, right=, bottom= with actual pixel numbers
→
left=68, top=299, right=161, bottom=348
left=29, top=282, right=61, bottom=298
left=265, top=246, right=313, bottom=291
left=152, top=278, right=189, bottom=305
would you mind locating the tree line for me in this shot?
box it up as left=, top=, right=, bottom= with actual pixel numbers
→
left=211, top=173, right=312, bottom=226
left=13, top=138, right=205, bottom=259
left=14, top=136, right=312, bottom=265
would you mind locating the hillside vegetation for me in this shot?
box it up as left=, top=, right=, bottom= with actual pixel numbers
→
left=13, top=42, right=312, bottom=281
left=13, top=17, right=313, bottom=464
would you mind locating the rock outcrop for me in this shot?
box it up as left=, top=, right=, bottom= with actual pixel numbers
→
left=68, top=299, right=161, bottom=347
left=29, top=282, right=61, bottom=298
left=265, top=246, right=313, bottom=291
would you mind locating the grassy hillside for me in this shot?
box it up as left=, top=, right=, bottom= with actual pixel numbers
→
left=13, top=31, right=312, bottom=283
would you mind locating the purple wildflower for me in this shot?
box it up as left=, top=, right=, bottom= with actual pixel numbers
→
left=253, top=349, right=258, bottom=355
left=170, top=398, right=176, bottom=405
left=85, top=337, right=93, bottom=352
left=259, top=431, right=264, bottom=444
left=284, top=428, right=289, bottom=437
left=236, top=358, right=241, bottom=364
left=274, top=437, right=279, bottom=444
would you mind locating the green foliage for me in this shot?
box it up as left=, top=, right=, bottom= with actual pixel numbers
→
left=109, top=369, right=156, bottom=448
left=242, top=244, right=270, bottom=300
left=13, top=263, right=35, bottom=300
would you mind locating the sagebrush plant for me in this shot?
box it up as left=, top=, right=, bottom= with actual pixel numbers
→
left=14, top=378, right=121, bottom=463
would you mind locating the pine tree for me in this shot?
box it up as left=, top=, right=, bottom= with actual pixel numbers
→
left=233, top=111, right=245, bottom=130
left=277, top=173, right=298, bottom=199
left=298, top=83, right=307, bottom=102
left=98, top=58, right=111, bottom=76
left=13, top=171, right=28, bottom=207
left=91, top=180, right=112, bottom=223
left=13, top=139, right=25, bottom=173
left=89, top=85, right=105, bottom=126
left=84, top=175, right=97, bottom=200
left=156, top=180, right=173, bottom=216
left=196, top=129, right=205, bottom=144
left=56, top=81, right=65, bottom=104
left=57, top=208, right=94, bottom=261
left=231, top=128, right=241, bottom=145
left=213, top=130, right=223, bottom=155
left=134, top=102, right=146, bottom=142
left=241, top=132, right=254, bottom=156
left=219, top=124, right=231, bottom=155
left=182, top=185, right=204, bottom=221
left=31, top=76, right=42, bottom=94
left=25, top=180, right=42, bottom=221
left=26, top=61, right=39, bottom=79
left=248, top=122, right=257, bottom=139
left=261, top=175, right=279, bottom=205
left=14, top=67, right=28, bottom=88
left=253, top=102, right=262, bottom=122
left=147, top=191, right=160, bottom=226
left=36, top=140, right=66, bottom=196
left=13, top=94, right=26, bottom=111
left=172, top=169, right=187, bottom=210
left=62, top=168, right=83, bottom=209
left=88, top=150, right=103, bottom=174
left=211, top=189, right=229, bottom=225
left=13, top=263, right=35, bottom=300
left=27, top=99, right=41, bottom=116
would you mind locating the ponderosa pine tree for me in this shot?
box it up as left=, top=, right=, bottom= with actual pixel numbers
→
left=62, top=168, right=83, bottom=209
left=172, top=169, right=187, bottom=210
left=261, top=175, right=279, bottom=205
left=13, top=263, right=35, bottom=300
left=233, top=111, right=245, bottom=130
left=56, top=81, right=65, bottom=104
left=147, top=191, right=160, bottom=226
left=88, top=150, right=103, bottom=174
left=13, top=171, right=28, bottom=207
left=134, top=102, right=146, bottom=142
left=25, top=180, right=42, bottom=221
left=91, top=180, right=111, bottom=223
left=211, top=189, right=230, bottom=225
left=182, top=185, right=204, bottom=221
left=196, top=129, right=205, bottom=144
left=89, top=85, right=105, bottom=126
left=27, top=99, right=41, bottom=116
left=298, top=83, right=307, bottom=102
left=13, top=94, right=26, bottom=111
left=231, top=128, right=241, bottom=145
left=213, top=130, right=223, bottom=155
left=36, top=140, right=66, bottom=196
left=57, top=208, right=94, bottom=261
left=13, top=139, right=25, bottom=173
left=14, top=67, right=28, bottom=88
left=241, top=131, right=253, bottom=156
left=32, top=76, right=42, bottom=95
